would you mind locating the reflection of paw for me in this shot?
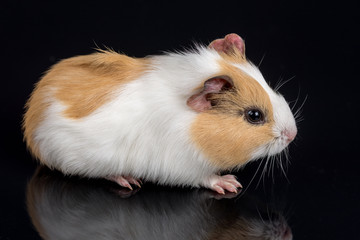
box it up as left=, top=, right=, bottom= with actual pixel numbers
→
left=207, top=174, right=242, bottom=195
left=106, top=176, right=142, bottom=190
left=109, top=187, right=141, bottom=199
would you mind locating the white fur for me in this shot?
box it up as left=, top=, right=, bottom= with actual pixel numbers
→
left=33, top=47, right=296, bottom=187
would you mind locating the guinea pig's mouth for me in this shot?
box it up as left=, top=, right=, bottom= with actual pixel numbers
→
left=268, top=137, right=291, bottom=167
left=250, top=137, right=290, bottom=166
left=266, top=136, right=289, bottom=156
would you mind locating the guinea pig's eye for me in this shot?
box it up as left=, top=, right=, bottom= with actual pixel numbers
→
left=245, top=108, right=265, bottom=124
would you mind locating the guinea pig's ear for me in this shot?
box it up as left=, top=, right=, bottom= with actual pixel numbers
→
left=209, top=33, right=245, bottom=56
left=187, top=76, right=233, bottom=112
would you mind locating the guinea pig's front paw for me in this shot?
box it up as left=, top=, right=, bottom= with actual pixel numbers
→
left=205, top=174, right=242, bottom=195
left=105, top=176, right=142, bottom=190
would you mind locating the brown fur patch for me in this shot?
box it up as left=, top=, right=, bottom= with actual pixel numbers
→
left=23, top=50, right=149, bottom=157
left=52, top=50, right=150, bottom=118
left=190, top=57, right=274, bottom=169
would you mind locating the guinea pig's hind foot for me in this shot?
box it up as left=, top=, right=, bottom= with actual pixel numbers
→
left=105, top=176, right=142, bottom=190
left=204, top=174, right=242, bottom=195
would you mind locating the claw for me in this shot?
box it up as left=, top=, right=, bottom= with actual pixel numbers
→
left=106, top=176, right=142, bottom=190
left=125, top=177, right=142, bottom=188
left=213, top=185, right=226, bottom=195
left=206, top=174, right=242, bottom=194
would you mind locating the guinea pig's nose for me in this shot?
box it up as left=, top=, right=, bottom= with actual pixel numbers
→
left=282, top=128, right=297, bottom=143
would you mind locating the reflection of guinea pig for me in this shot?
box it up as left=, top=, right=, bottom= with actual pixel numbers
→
left=23, top=33, right=297, bottom=193
left=26, top=167, right=293, bottom=240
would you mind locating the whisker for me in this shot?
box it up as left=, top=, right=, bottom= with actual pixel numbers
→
left=295, top=115, right=305, bottom=122
left=279, top=151, right=290, bottom=183
left=276, top=152, right=281, bottom=169
left=256, top=158, right=266, bottom=189
left=271, top=155, right=276, bottom=184
left=256, top=206, right=266, bottom=225
left=264, top=157, right=270, bottom=183
left=270, top=150, right=276, bottom=178
left=294, top=107, right=304, bottom=119
left=263, top=156, right=270, bottom=187
left=274, top=76, right=295, bottom=92
left=266, top=155, right=271, bottom=178
left=295, top=118, right=305, bottom=124
left=291, top=87, right=302, bottom=111
left=293, top=94, right=308, bottom=118
left=258, top=52, right=266, bottom=67
left=295, top=112, right=304, bottom=119
left=284, top=148, right=290, bottom=169
left=241, top=158, right=266, bottom=195
left=256, top=154, right=271, bottom=189
left=273, top=76, right=283, bottom=91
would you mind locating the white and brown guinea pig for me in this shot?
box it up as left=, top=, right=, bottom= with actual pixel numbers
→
left=23, top=33, right=297, bottom=194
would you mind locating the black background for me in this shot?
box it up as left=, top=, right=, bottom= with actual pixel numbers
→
left=1, top=0, right=359, bottom=239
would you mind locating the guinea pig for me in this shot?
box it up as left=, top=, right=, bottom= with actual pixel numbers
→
left=23, top=33, right=297, bottom=194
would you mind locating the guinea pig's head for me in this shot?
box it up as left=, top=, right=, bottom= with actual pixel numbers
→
left=188, top=34, right=297, bottom=169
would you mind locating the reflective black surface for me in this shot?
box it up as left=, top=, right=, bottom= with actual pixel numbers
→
left=2, top=1, right=359, bottom=239
left=26, top=167, right=292, bottom=240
